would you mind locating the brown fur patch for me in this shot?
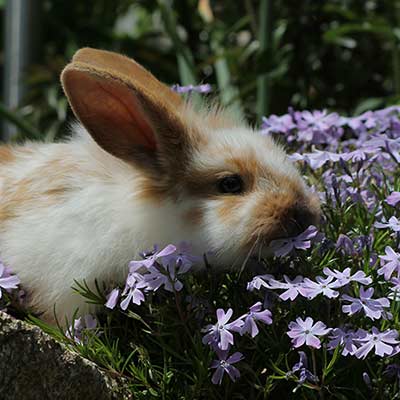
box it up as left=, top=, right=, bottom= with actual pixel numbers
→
left=0, top=154, right=78, bottom=223
left=135, top=176, right=170, bottom=203
left=0, top=176, right=68, bottom=222
left=184, top=207, right=203, bottom=225
left=0, top=146, right=16, bottom=164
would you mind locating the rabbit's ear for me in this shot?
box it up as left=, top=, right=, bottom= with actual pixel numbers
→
left=61, top=49, right=190, bottom=172
left=70, top=48, right=182, bottom=108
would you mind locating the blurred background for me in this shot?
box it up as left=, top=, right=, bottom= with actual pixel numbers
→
left=1, top=0, right=400, bottom=142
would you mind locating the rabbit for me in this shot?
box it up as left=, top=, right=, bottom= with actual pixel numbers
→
left=0, top=48, right=320, bottom=322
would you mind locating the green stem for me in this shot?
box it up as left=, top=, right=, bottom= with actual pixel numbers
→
left=173, top=287, right=197, bottom=350
left=311, top=348, right=317, bottom=377
left=211, top=35, right=244, bottom=118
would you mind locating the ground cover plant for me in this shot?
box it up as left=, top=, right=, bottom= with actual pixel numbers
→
left=3, top=100, right=400, bottom=399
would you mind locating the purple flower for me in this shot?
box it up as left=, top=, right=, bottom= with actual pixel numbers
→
left=335, top=234, right=356, bottom=255
left=288, top=351, right=318, bottom=390
left=66, top=314, right=98, bottom=344
left=105, top=288, right=120, bottom=310
left=354, top=327, right=399, bottom=359
left=129, top=244, right=177, bottom=271
left=120, top=272, right=147, bottom=310
left=162, top=241, right=200, bottom=273
left=293, top=110, right=343, bottom=145
left=289, top=150, right=343, bottom=169
left=260, top=114, right=296, bottom=135
left=246, top=274, right=274, bottom=291
left=287, top=317, right=331, bottom=349
left=210, top=350, right=244, bottom=385
left=346, top=110, right=378, bottom=131
left=323, top=267, right=372, bottom=286
left=171, top=83, right=212, bottom=94
left=386, top=192, right=400, bottom=206
left=378, top=246, right=400, bottom=280
left=240, top=302, right=272, bottom=337
left=144, top=257, right=187, bottom=292
left=327, top=328, right=358, bottom=356
left=344, top=149, right=371, bottom=163
left=374, top=216, right=400, bottom=232
left=302, top=276, right=341, bottom=299
left=202, top=308, right=244, bottom=350
left=342, top=286, right=390, bottom=320
left=270, top=225, right=319, bottom=257
left=268, top=275, right=309, bottom=301
left=0, top=262, right=20, bottom=298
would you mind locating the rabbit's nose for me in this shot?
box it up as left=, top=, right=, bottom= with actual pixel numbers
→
left=284, top=205, right=320, bottom=237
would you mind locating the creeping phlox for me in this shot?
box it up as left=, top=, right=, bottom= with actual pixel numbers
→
left=5, top=103, right=400, bottom=394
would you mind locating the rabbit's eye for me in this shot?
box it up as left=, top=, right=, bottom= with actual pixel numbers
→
left=217, top=175, right=244, bottom=194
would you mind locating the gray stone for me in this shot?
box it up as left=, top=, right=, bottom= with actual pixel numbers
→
left=0, top=312, right=131, bottom=400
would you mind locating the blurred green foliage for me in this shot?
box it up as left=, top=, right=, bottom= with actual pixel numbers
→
left=1, top=0, right=400, bottom=140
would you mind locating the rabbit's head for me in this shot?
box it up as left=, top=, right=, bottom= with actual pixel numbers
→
left=61, top=48, right=320, bottom=267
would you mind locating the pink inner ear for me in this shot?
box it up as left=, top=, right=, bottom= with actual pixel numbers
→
left=63, top=68, right=159, bottom=158
left=93, top=80, right=158, bottom=152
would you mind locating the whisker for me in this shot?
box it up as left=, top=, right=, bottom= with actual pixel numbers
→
left=278, top=221, right=289, bottom=237
left=238, top=232, right=261, bottom=278
left=290, top=217, right=302, bottom=232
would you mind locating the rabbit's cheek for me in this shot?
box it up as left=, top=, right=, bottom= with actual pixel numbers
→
left=216, top=195, right=249, bottom=224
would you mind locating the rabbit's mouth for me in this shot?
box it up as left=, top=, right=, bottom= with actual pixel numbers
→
left=242, top=201, right=322, bottom=262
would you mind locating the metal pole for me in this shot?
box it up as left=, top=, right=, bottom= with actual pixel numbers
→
left=3, top=0, right=41, bottom=141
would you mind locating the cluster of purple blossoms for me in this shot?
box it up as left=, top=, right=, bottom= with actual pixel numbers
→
left=287, top=320, right=400, bottom=359
left=202, top=303, right=273, bottom=384
left=105, top=242, right=199, bottom=311
left=261, top=109, right=345, bottom=145
left=327, top=327, right=400, bottom=358
left=248, top=266, right=372, bottom=303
